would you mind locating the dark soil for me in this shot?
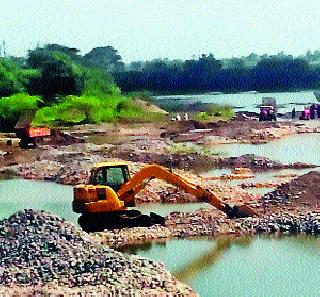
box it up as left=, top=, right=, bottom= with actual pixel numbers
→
left=265, top=171, right=320, bottom=208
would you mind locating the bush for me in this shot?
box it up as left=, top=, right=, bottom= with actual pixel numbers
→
left=33, top=94, right=123, bottom=126
left=0, top=58, right=26, bottom=97
left=33, top=95, right=164, bottom=126
left=0, top=93, right=41, bottom=131
left=193, top=104, right=235, bottom=123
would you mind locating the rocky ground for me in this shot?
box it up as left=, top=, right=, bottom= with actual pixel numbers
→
left=160, top=117, right=320, bottom=144
left=0, top=209, right=195, bottom=295
left=95, top=171, right=320, bottom=248
left=0, top=140, right=316, bottom=190
left=263, top=170, right=320, bottom=208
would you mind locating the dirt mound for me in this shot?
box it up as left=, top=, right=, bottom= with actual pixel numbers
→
left=263, top=170, right=320, bottom=208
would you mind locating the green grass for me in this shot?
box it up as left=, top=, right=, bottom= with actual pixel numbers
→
left=193, top=104, right=235, bottom=123
left=33, top=95, right=166, bottom=127
left=117, top=100, right=166, bottom=122
left=166, top=143, right=220, bottom=156
left=126, top=90, right=152, bottom=102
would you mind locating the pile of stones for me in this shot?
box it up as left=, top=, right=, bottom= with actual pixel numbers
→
left=261, top=171, right=320, bottom=208
left=0, top=209, right=194, bottom=295
left=239, top=210, right=320, bottom=235
left=95, top=225, right=173, bottom=247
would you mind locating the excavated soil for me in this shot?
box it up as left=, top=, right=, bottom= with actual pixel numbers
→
left=264, top=170, right=320, bottom=208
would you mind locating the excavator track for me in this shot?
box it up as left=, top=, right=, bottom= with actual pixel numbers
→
left=78, top=210, right=165, bottom=232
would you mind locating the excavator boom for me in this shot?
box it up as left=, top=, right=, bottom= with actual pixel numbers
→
left=116, top=165, right=257, bottom=218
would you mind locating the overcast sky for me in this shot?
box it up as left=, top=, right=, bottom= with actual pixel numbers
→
left=1, top=0, right=320, bottom=62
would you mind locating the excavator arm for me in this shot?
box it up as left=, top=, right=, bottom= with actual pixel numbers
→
left=116, top=165, right=257, bottom=218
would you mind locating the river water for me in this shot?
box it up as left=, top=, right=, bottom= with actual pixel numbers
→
left=0, top=179, right=318, bottom=296
left=0, top=179, right=79, bottom=224
left=123, top=236, right=320, bottom=297
left=205, top=133, right=320, bottom=165
left=0, top=90, right=318, bottom=294
left=153, top=90, right=318, bottom=113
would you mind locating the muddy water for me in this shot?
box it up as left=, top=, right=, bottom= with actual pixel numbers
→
left=0, top=179, right=212, bottom=222
left=0, top=179, right=79, bottom=224
left=122, top=236, right=320, bottom=297
left=206, top=133, right=320, bottom=165
left=200, top=167, right=313, bottom=195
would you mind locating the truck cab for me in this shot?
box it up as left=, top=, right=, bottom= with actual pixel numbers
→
left=259, top=105, right=277, bottom=121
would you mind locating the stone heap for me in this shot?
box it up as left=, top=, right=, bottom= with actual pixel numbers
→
left=238, top=210, right=320, bottom=235
left=0, top=209, right=195, bottom=295
left=262, top=171, right=320, bottom=208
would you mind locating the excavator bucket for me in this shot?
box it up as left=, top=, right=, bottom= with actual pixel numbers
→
left=225, top=204, right=258, bottom=219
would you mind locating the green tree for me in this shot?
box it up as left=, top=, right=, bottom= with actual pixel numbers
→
left=27, top=52, right=85, bottom=103
left=0, top=58, right=25, bottom=97
left=225, top=58, right=246, bottom=70
left=83, top=46, right=124, bottom=72
left=27, top=44, right=82, bottom=68
left=0, top=93, right=40, bottom=131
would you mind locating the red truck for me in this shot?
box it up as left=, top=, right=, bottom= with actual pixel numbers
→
left=14, top=110, right=51, bottom=148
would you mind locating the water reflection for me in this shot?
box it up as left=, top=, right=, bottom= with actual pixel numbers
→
left=173, top=236, right=252, bottom=282
left=121, top=235, right=320, bottom=297
left=117, top=240, right=167, bottom=255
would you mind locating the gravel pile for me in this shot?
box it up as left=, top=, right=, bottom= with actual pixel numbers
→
left=262, top=171, right=320, bottom=208
left=0, top=209, right=194, bottom=295
left=239, top=210, right=320, bottom=235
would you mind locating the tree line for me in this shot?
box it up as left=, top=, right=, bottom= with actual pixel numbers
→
left=0, top=44, right=146, bottom=131
left=2, top=43, right=320, bottom=131
left=114, top=52, right=320, bottom=94
left=3, top=44, right=320, bottom=97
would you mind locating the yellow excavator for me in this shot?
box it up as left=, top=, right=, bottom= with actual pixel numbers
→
left=73, top=162, right=257, bottom=232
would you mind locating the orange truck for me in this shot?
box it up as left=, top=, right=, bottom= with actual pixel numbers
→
left=14, top=110, right=51, bottom=148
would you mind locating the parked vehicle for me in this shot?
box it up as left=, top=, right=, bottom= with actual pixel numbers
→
left=259, top=106, right=277, bottom=121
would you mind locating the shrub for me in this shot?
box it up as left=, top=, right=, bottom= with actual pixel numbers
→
left=193, top=104, right=235, bottom=123
left=0, top=93, right=41, bottom=131
left=0, top=58, right=26, bottom=97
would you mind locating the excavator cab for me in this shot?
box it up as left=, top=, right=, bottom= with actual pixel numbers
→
left=74, top=162, right=166, bottom=232
left=89, top=163, right=130, bottom=191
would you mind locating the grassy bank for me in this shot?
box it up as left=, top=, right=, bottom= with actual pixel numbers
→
left=192, top=104, right=235, bottom=123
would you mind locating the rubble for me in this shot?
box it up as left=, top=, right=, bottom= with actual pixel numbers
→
left=240, top=182, right=282, bottom=189
left=0, top=209, right=195, bottom=295
left=216, top=154, right=317, bottom=170
left=262, top=171, right=320, bottom=208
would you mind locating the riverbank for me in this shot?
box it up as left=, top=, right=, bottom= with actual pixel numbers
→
left=0, top=118, right=318, bottom=206
left=0, top=140, right=316, bottom=188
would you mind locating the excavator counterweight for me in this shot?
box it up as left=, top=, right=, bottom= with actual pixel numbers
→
left=73, top=163, right=257, bottom=232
